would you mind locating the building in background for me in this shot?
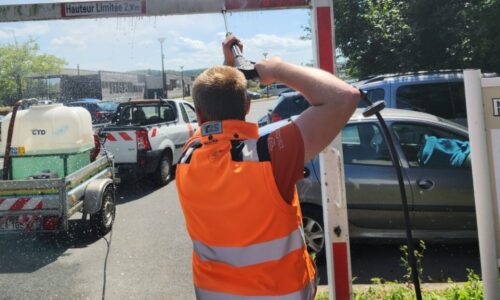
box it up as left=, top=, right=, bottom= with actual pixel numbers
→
left=26, top=68, right=196, bottom=102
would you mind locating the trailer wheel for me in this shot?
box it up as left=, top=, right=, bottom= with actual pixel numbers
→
left=154, top=152, right=172, bottom=187
left=90, top=185, right=115, bottom=236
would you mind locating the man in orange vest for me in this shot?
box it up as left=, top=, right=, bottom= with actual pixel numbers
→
left=176, top=35, right=360, bottom=299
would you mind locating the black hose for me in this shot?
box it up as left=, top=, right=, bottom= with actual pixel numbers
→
left=361, top=95, right=423, bottom=300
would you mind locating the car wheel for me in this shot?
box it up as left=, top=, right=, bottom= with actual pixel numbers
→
left=301, top=205, right=326, bottom=264
left=90, top=185, right=115, bottom=236
left=154, top=152, right=172, bottom=187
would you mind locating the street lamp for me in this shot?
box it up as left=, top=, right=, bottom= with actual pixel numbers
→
left=180, top=66, right=184, bottom=99
left=263, top=52, right=269, bottom=98
left=158, top=37, right=168, bottom=99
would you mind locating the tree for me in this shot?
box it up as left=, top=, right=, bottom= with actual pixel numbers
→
left=331, top=0, right=500, bottom=78
left=0, top=39, right=66, bottom=105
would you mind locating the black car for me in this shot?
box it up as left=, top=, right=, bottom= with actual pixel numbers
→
left=258, top=92, right=311, bottom=127
left=247, top=90, right=262, bottom=100
left=66, top=99, right=118, bottom=124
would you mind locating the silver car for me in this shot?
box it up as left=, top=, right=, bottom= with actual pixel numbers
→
left=260, top=109, right=475, bottom=261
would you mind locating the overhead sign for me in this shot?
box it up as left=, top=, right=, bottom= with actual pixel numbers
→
left=62, top=1, right=146, bottom=18
left=493, top=98, right=500, bottom=117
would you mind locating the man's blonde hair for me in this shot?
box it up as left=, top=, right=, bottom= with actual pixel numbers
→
left=192, top=66, right=247, bottom=122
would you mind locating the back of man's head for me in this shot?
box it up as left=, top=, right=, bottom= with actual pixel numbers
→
left=193, top=66, right=247, bottom=123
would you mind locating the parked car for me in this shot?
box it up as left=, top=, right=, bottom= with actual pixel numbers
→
left=257, top=113, right=271, bottom=127
left=259, top=108, right=475, bottom=262
left=247, top=90, right=262, bottom=100
left=37, top=99, right=53, bottom=105
left=66, top=98, right=117, bottom=124
left=278, top=88, right=296, bottom=96
left=98, top=101, right=119, bottom=121
left=257, top=92, right=311, bottom=127
left=100, top=99, right=198, bottom=186
left=259, top=83, right=290, bottom=97
left=354, top=70, right=497, bottom=126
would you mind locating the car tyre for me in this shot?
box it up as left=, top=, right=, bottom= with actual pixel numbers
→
left=154, top=152, right=172, bottom=187
left=90, top=185, right=115, bottom=236
left=301, top=205, right=326, bottom=265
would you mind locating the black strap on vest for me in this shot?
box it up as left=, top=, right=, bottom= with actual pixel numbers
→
left=230, top=135, right=270, bottom=162
left=178, top=139, right=202, bottom=164
left=179, top=135, right=271, bottom=164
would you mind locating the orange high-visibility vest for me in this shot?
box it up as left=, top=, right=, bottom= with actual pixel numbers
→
left=176, top=120, right=316, bottom=299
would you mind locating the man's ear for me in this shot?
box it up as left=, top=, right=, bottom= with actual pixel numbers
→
left=196, top=111, right=203, bottom=126
left=245, top=96, right=251, bottom=115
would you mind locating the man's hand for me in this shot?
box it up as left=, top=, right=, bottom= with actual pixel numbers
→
left=222, top=35, right=243, bottom=67
left=255, top=57, right=283, bottom=85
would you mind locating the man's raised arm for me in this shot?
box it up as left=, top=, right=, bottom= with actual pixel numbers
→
left=255, top=58, right=361, bottom=161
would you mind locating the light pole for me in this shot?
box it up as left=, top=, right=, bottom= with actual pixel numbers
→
left=158, top=37, right=168, bottom=99
left=180, top=66, right=184, bottom=99
left=263, top=52, right=269, bottom=98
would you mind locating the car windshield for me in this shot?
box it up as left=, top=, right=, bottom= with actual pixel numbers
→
left=98, top=102, right=119, bottom=111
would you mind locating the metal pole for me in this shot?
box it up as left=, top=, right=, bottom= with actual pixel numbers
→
left=464, top=69, right=500, bottom=300
left=263, top=52, right=269, bottom=98
left=158, top=38, right=167, bottom=99
left=180, top=66, right=184, bottom=99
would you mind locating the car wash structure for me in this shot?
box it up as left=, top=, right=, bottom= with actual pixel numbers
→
left=0, top=1, right=426, bottom=299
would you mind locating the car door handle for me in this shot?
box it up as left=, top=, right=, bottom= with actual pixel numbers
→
left=417, top=179, right=434, bottom=190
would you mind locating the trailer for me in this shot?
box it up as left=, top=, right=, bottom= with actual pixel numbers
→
left=0, top=155, right=116, bottom=235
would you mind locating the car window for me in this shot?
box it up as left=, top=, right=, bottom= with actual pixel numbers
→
left=179, top=104, right=189, bottom=123
left=183, top=103, right=197, bottom=123
left=161, top=103, right=177, bottom=122
left=142, top=106, right=159, bottom=119
left=358, top=88, right=385, bottom=108
left=395, top=82, right=466, bottom=120
left=274, top=96, right=310, bottom=119
left=341, top=123, right=391, bottom=166
left=392, top=123, right=469, bottom=168
left=115, top=105, right=158, bottom=125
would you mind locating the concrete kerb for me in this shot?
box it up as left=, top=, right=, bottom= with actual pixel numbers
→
left=316, top=282, right=470, bottom=295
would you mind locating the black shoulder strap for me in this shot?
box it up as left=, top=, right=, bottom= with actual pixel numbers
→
left=178, top=139, right=202, bottom=164
left=229, top=135, right=271, bottom=162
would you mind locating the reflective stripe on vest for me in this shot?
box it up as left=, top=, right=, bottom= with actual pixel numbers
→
left=193, top=227, right=304, bottom=267
left=195, top=280, right=315, bottom=300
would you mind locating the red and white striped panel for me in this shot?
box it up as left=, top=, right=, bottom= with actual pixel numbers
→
left=0, top=197, right=44, bottom=211
left=106, top=132, right=134, bottom=142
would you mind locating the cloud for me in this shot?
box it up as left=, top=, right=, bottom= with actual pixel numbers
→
left=50, top=36, right=86, bottom=49
left=0, top=23, right=50, bottom=41
left=9, top=12, right=313, bottom=72
left=241, top=33, right=312, bottom=64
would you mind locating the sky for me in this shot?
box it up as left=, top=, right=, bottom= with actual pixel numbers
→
left=0, top=1, right=313, bottom=73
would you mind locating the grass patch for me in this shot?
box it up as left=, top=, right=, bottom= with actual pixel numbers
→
left=315, top=269, right=483, bottom=300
